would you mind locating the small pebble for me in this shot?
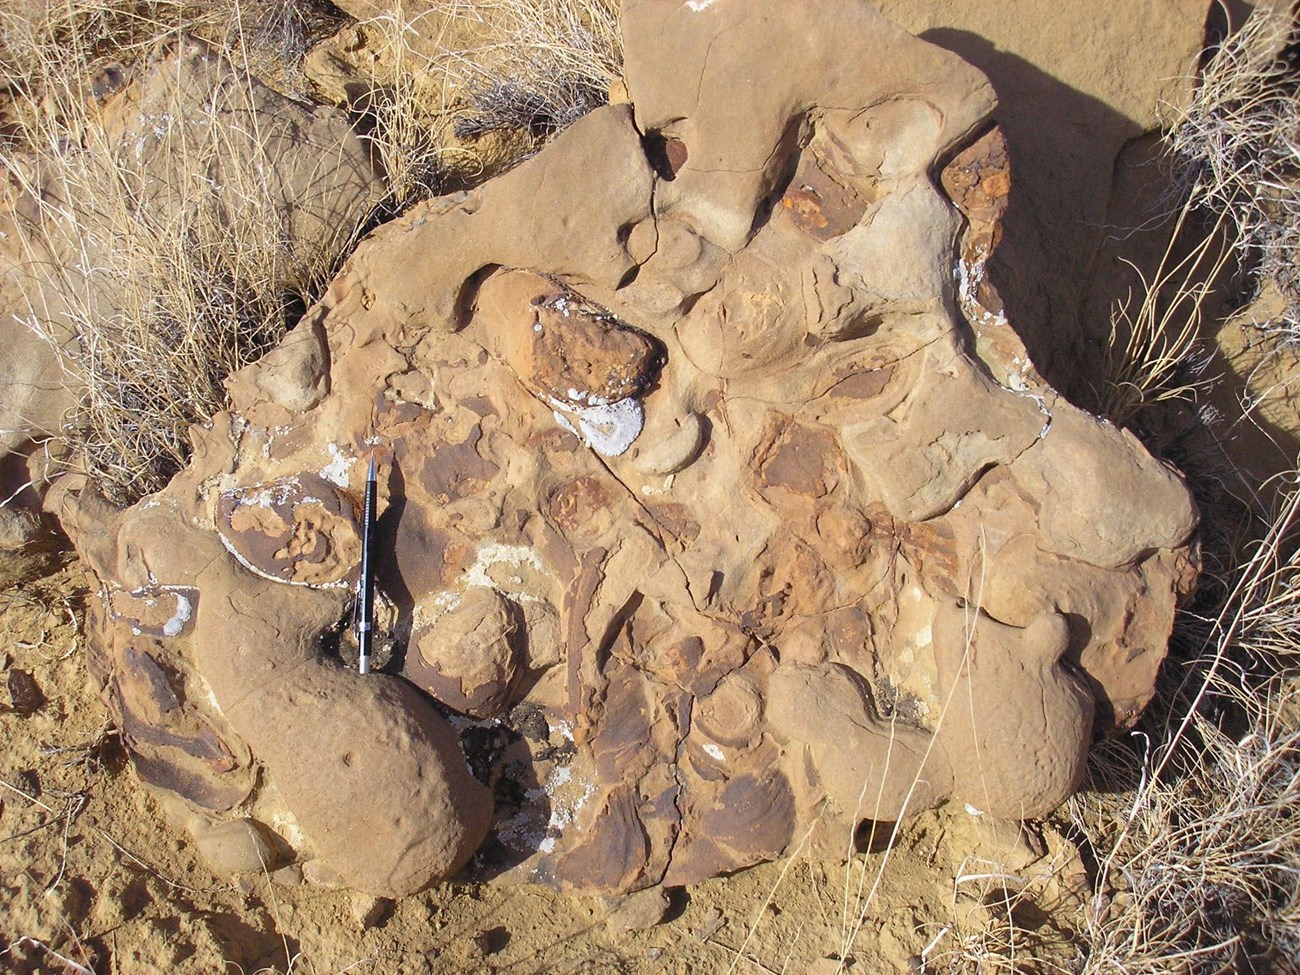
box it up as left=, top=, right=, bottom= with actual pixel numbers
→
left=270, top=863, right=303, bottom=888
left=602, top=886, right=669, bottom=933
left=302, top=859, right=347, bottom=888
left=6, top=669, right=45, bottom=717
left=692, top=906, right=725, bottom=942
left=15, top=768, right=40, bottom=799
left=194, top=819, right=275, bottom=876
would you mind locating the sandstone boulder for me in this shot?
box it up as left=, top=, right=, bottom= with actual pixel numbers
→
left=58, top=0, right=1198, bottom=896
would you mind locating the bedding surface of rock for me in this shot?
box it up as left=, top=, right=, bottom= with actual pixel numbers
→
left=56, top=0, right=1199, bottom=896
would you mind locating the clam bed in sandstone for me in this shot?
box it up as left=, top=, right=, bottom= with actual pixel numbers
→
left=0, top=0, right=1203, bottom=902
left=0, top=5, right=1221, bottom=954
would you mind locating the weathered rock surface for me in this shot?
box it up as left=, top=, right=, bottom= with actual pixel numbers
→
left=58, top=0, right=1198, bottom=896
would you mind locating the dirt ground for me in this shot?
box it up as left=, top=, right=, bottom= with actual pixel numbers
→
left=1, top=559, right=1095, bottom=974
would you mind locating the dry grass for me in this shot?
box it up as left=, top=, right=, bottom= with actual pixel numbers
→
left=1094, top=201, right=1230, bottom=431
left=443, top=0, right=621, bottom=136
left=1, top=1, right=371, bottom=504
left=341, top=0, right=621, bottom=206
left=0, top=1, right=217, bottom=80
left=0, top=1, right=340, bottom=100
left=1168, top=4, right=1300, bottom=342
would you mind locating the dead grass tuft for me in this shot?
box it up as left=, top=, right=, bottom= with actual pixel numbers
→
left=1168, top=4, right=1300, bottom=343
left=445, top=0, right=621, bottom=138
left=1094, top=201, right=1230, bottom=430
left=1, top=2, right=371, bottom=504
left=342, top=0, right=622, bottom=207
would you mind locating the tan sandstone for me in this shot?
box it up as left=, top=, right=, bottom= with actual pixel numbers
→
left=43, top=0, right=1200, bottom=896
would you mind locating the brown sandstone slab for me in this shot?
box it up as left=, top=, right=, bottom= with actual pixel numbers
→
left=48, top=0, right=1199, bottom=899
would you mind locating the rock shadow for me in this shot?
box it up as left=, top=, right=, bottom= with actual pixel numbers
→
left=922, top=28, right=1156, bottom=406
left=374, top=451, right=414, bottom=673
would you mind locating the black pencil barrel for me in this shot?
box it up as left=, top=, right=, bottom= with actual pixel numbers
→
left=358, top=453, right=377, bottom=674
